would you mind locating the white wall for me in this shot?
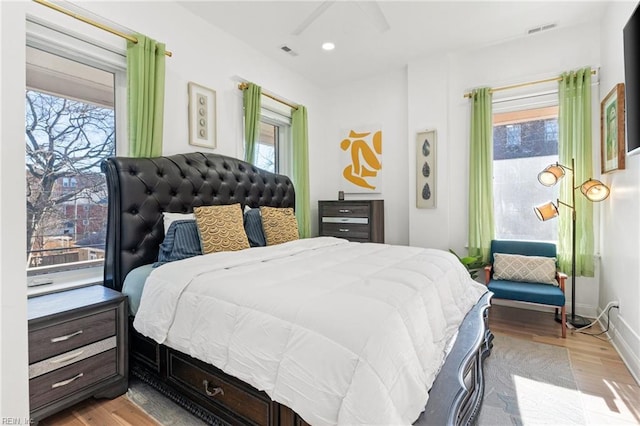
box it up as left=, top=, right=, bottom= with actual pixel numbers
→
left=0, top=1, right=29, bottom=419
left=322, top=68, right=409, bottom=244
left=70, top=1, right=324, bottom=160
left=599, top=1, right=640, bottom=383
left=0, top=0, right=324, bottom=416
left=408, top=23, right=602, bottom=315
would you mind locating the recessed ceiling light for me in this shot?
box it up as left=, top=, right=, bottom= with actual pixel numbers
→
left=322, top=42, right=335, bottom=51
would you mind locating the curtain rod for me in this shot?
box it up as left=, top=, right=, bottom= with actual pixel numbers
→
left=463, top=69, right=597, bottom=99
left=238, top=82, right=298, bottom=110
left=32, top=0, right=173, bottom=57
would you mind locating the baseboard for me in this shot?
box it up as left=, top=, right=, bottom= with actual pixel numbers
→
left=597, top=308, right=640, bottom=386
left=574, top=302, right=598, bottom=319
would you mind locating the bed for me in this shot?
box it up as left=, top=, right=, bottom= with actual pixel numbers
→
left=101, top=152, right=493, bottom=426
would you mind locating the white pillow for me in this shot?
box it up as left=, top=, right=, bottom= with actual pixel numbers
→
left=493, top=253, right=557, bottom=285
left=163, top=212, right=195, bottom=235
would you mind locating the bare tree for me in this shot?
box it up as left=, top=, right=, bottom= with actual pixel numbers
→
left=25, top=90, right=115, bottom=265
left=255, top=145, right=276, bottom=172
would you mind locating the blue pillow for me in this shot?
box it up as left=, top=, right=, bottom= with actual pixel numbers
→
left=244, top=208, right=266, bottom=247
left=154, top=220, right=202, bottom=267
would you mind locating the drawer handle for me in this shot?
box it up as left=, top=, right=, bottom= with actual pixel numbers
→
left=339, top=209, right=351, bottom=213
left=51, top=350, right=84, bottom=364
left=339, top=228, right=350, bottom=232
left=51, top=330, right=83, bottom=343
left=51, top=373, right=83, bottom=389
left=203, top=380, right=224, bottom=397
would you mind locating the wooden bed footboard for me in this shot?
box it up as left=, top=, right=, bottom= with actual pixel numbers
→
left=128, top=292, right=493, bottom=426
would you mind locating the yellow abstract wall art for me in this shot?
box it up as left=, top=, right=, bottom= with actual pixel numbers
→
left=340, top=129, right=382, bottom=192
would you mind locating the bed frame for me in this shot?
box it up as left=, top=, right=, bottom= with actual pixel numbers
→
left=101, top=152, right=493, bottom=426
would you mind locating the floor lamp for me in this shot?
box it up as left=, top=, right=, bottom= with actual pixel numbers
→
left=533, top=158, right=610, bottom=328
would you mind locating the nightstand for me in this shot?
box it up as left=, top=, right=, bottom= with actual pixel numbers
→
left=318, top=200, right=384, bottom=243
left=28, top=285, right=128, bottom=422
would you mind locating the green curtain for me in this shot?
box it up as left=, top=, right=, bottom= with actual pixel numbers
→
left=291, top=105, right=311, bottom=238
left=468, top=88, right=495, bottom=262
left=243, top=83, right=262, bottom=163
left=558, top=68, right=594, bottom=276
left=127, top=34, right=166, bottom=157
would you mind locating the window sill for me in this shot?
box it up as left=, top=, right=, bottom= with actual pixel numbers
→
left=27, top=278, right=102, bottom=298
left=27, top=266, right=103, bottom=298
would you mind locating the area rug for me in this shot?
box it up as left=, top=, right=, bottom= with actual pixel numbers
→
left=127, top=377, right=208, bottom=425
left=478, top=334, right=586, bottom=425
left=127, top=334, right=587, bottom=425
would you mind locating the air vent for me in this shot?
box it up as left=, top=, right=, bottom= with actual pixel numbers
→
left=527, top=23, right=557, bottom=35
left=280, top=45, right=298, bottom=57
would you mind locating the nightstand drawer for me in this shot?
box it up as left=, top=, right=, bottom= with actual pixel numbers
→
left=321, top=204, right=370, bottom=217
left=29, top=336, right=117, bottom=379
left=321, top=223, right=370, bottom=239
left=29, top=348, right=117, bottom=409
left=29, top=309, right=116, bottom=364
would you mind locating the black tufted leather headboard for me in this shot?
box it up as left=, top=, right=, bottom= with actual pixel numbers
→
left=101, top=152, right=295, bottom=291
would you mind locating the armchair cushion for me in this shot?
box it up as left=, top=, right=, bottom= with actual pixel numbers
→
left=488, top=279, right=565, bottom=307
left=493, top=253, right=557, bottom=285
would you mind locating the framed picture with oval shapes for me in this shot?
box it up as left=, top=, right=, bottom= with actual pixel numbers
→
left=188, top=82, right=217, bottom=149
left=416, top=129, right=436, bottom=208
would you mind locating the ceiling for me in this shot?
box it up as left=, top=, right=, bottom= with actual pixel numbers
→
left=178, top=1, right=608, bottom=89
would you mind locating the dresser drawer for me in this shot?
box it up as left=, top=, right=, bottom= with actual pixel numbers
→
left=29, top=309, right=116, bottom=364
left=29, top=348, right=117, bottom=409
left=320, top=203, right=370, bottom=217
left=321, top=223, right=370, bottom=240
left=168, top=351, right=270, bottom=425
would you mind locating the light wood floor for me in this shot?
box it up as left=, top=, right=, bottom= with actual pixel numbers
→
left=41, top=304, right=640, bottom=425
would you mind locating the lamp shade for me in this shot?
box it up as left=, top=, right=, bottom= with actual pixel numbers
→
left=534, top=201, right=559, bottom=221
left=580, top=179, right=610, bottom=202
left=538, top=164, right=565, bottom=186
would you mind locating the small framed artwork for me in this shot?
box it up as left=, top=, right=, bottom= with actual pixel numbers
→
left=601, top=83, right=625, bottom=173
left=416, top=129, right=436, bottom=208
left=188, top=82, right=216, bottom=149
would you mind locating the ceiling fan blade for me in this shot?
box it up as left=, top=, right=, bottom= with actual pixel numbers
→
left=291, top=1, right=335, bottom=36
left=356, top=1, right=390, bottom=33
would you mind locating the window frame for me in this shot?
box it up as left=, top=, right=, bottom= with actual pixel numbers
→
left=25, top=19, right=127, bottom=294
left=258, top=99, right=292, bottom=176
left=491, top=95, right=560, bottom=243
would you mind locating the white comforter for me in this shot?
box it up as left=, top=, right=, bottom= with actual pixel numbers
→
left=134, top=237, right=487, bottom=425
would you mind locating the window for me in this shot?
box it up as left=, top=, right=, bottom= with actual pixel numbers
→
left=25, top=20, right=126, bottom=288
left=493, top=106, right=559, bottom=241
left=252, top=100, right=292, bottom=175
left=255, top=121, right=279, bottom=173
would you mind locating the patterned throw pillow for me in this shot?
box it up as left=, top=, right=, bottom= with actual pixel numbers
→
left=493, top=253, right=557, bottom=285
left=193, top=204, right=250, bottom=254
left=244, top=208, right=267, bottom=247
left=260, top=206, right=299, bottom=246
left=154, top=220, right=202, bottom=267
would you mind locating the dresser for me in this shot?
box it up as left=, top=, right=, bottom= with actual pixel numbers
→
left=318, top=200, right=384, bottom=243
left=28, top=285, right=128, bottom=422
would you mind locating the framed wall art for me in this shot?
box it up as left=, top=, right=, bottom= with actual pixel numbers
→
left=416, top=129, right=436, bottom=208
left=601, top=83, right=625, bottom=173
left=188, top=82, right=217, bottom=149
left=339, top=127, right=383, bottom=193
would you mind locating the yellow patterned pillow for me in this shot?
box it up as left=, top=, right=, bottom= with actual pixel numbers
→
left=260, top=206, right=299, bottom=246
left=193, top=204, right=250, bottom=254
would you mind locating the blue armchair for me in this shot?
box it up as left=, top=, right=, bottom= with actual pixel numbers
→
left=484, top=240, right=566, bottom=338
